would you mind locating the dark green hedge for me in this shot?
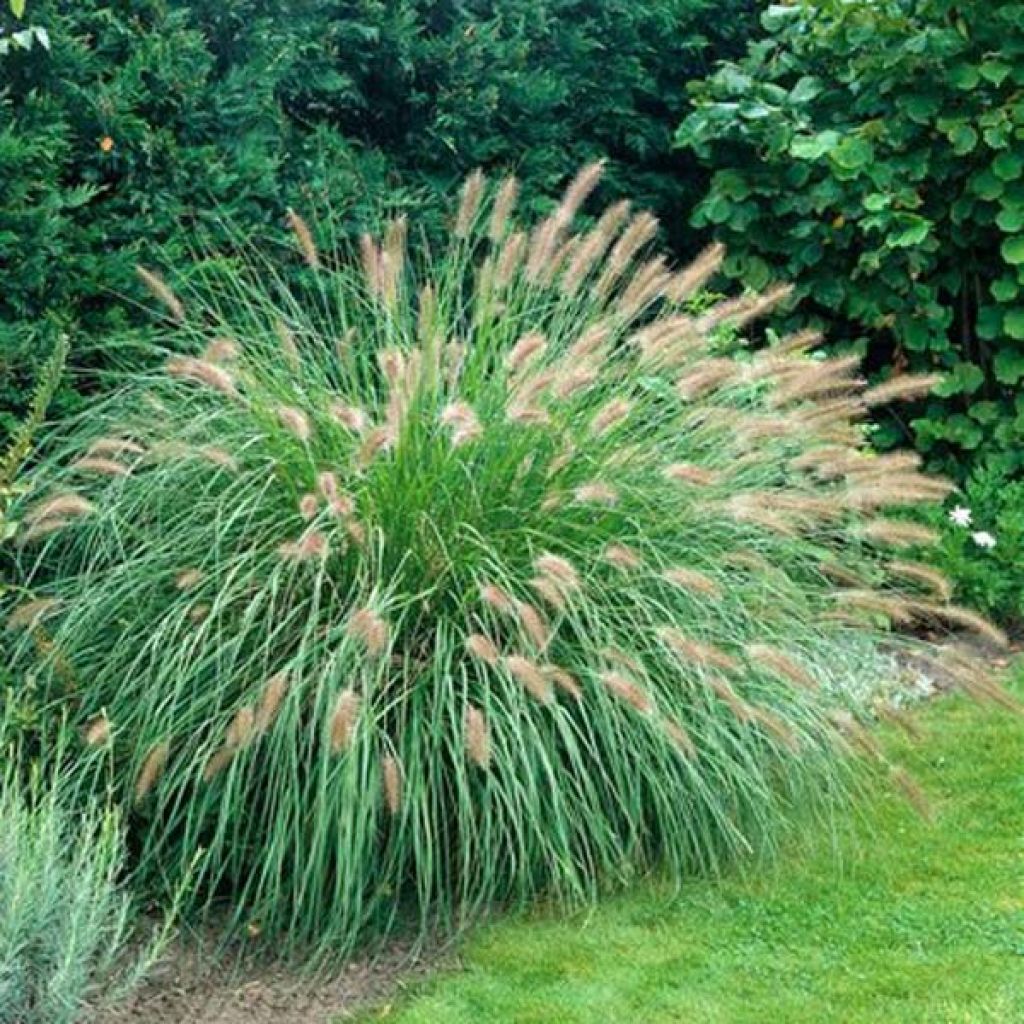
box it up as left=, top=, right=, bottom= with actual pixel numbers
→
left=0, top=0, right=757, bottom=433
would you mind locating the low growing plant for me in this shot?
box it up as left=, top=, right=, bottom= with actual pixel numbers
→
left=0, top=726, right=168, bottom=1024
left=928, top=465, right=1024, bottom=628
left=8, top=167, right=1015, bottom=952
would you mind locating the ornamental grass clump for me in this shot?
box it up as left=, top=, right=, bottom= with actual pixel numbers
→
left=10, top=165, right=1016, bottom=952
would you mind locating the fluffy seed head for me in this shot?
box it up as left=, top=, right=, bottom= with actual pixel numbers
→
left=464, top=706, right=491, bottom=768
left=504, top=655, right=554, bottom=704
left=346, top=607, right=390, bottom=655
left=329, top=689, right=360, bottom=753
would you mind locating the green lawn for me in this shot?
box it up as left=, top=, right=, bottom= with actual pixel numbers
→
left=357, top=680, right=1024, bottom=1023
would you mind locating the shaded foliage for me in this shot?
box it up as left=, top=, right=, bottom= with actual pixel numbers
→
left=677, top=0, right=1024, bottom=479
left=0, top=0, right=757, bottom=433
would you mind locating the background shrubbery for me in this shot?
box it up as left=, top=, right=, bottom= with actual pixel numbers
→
left=677, top=0, right=1024, bottom=481
left=0, top=0, right=756, bottom=433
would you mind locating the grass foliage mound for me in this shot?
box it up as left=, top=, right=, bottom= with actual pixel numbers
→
left=9, top=167, right=1011, bottom=951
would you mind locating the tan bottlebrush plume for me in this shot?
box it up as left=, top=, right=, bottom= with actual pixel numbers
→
left=590, top=397, right=632, bottom=437
left=665, top=242, right=726, bottom=304
left=278, top=529, right=328, bottom=562
left=299, top=493, right=319, bottom=521
left=134, top=741, right=170, bottom=804
left=873, top=700, right=922, bottom=741
left=441, top=401, right=482, bottom=447
left=600, top=670, right=653, bottom=713
left=545, top=665, right=582, bottom=701
left=937, top=648, right=1024, bottom=714
left=566, top=322, right=613, bottom=364
left=5, top=597, right=61, bottom=632
left=166, top=356, right=238, bottom=398
left=83, top=713, right=111, bottom=747
left=509, top=368, right=555, bottom=409
left=553, top=160, right=605, bottom=229
left=561, top=200, right=632, bottom=296
left=189, top=603, right=211, bottom=624
left=749, top=705, right=799, bottom=752
left=907, top=601, right=1008, bottom=649
left=546, top=445, right=576, bottom=478
left=504, top=655, right=554, bottom=704
left=603, top=543, right=642, bottom=570
left=534, top=553, right=581, bottom=592
left=774, top=328, right=824, bottom=356
left=530, top=576, right=566, bottom=611
left=203, top=337, right=240, bottom=364
left=828, top=709, right=883, bottom=760
left=274, top=319, right=301, bottom=370
left=466, top=632, right=501, bottom=666
left=525, top=216, right=559, bottom=281
left=619, top=257, right=672, bottom=319
left=286, top=207, right=320, bottom=269
left=662, top=462, right=720, bottom=487
left=255, top=672, right=289, bottom=733
left=662, top=567, right=721, bottom=598
left=359, top=233, right=381, bottom=295
left=382, top=754, right=403, bottom=815
left=480, top=583, right=516, bottom=615
left=841, top=451, right=923, bottom=480
left=506, top=332, right=548, bottom=374
left=746, top=643, right=817, bottom=691
left=277, top=405, right=311, bottom=442
left=381, top=216, right=407, bottom=302
left=329, top=402, right=369, bottom=435
left=202, top=747, right=235, bottom=783
left=574, top=481, right=618, bottom=506
left=495, top=230, right=527, bottom=288
left=71, top=455, right=131, bottom=477
left=18, top=518, right=72, bottom=545
left=346, top=607, right=390, bottom=655
left=859, top=518, right=940, bottom=548
left=552, top=364, right=598, bottom=399
left=676, top=359, right=738, bottom=401
left=659, top=628, right=740, bottom=673
left=887, top=561, right=952, bottom=601
left=174, top=568, right=203, bottom=592
left=863, top=373, right=944, bottom=407
left=630, top=315, right=701, bottom=371
left=594, top=211, right=659, bottom=297
left=25, top=492, right=94, bottom=526
left=706, top=675, right=753, bottom=723
left=663, top=719, right=698, bottom=760
left=88, top=436, right=146, bottom=458
left=831, top=589, right=917, bottom=626
left=136, top=265, right=185, bottom=322
left=890, top=766, right=933, bottom=820
left=516, top=600, right=551, bottom=650
left=317, top=471, right=355, bottom=517
left=464, top=705, right=491, bottom=768
left=456, top=169, right=486, bottom=238
left=329, top=688, right=361, bottom=753
left=769, top=355, right=863, bottom=407
left=602, top=647, right=644, bottom=676
left=199, top=445, right=238, bottom=471
left=226, top=706, right=256, bottom=750
left=844, top=474, right=954, bottom=510
left=694, top=282, right=794, bottom=334
left=817, top=561, right=866, bottom=588
left=722, top=493, right=797, bottom=536
left=357, top=425, right=396, bottom=467
left=722, top=550, right=774, bottom=574
left=489, top=175, right=520, bottom=241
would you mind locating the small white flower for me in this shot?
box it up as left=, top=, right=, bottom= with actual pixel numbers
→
left=948, top=505, right=972, bottom=527
left=971, top=530, right=996, bottom=550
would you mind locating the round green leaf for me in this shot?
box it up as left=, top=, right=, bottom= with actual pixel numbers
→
left=1005, top=308, right=1024, bottom=339
left=994, top=349, right=1024, bottom=386
left=993, top=152, right=1024, bottom=182
left=1002, top=236, right=1024, bottom=265
left=996, top=204, right=1024, bottom=233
